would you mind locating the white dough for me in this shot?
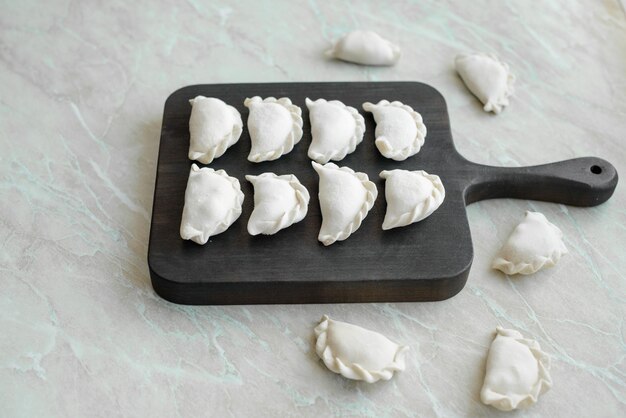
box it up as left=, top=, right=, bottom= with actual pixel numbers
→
left=245, top=173, right=309, bottom=236
left=312, top=162, right=377, bottom=246
left=455, top=53, right=515, bottom=114
left=362, top=100, right=427, bottom=161
left=326, top=30, right=401, bottom=66
left=492, top=211, right=568, bottom=275
left=188, top=96, right=243, bottom=164
left=380, top=169, right=445, bottom=230
left=306, top=98, right=365, bottom=164
left=481, top=327, right=551, bottom=411
left=180, top=164, right=244, bottom=245
left=244, top=96, right=303, bottom=162
left=314, top=315, right=409, bottom=383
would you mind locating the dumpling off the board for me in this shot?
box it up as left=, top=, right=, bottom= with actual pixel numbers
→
left=492, top=211, right=567, bottom=275
left=325, top=30, right=401, bottom=66
left=314, top=315, right=409, bottom=383
left=455, top=53, right=515, bottom=114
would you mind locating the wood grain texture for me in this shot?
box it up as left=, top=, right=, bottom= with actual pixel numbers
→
left=148, top=82, right=618, bottom=305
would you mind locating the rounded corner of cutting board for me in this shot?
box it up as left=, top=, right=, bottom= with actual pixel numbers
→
left=163, top=84, right=202, bottom=110
left=148, top=260, right=192, bottom=305
left=439, top=258, right=473, bottom=301
left=404, top=246, right=473, bottom=302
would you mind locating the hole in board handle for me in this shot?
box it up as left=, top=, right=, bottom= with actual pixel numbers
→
left=590, top=165, right=602, bottom=174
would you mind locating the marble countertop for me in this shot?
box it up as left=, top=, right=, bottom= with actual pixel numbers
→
left=1, top=0, right=625, bottom=416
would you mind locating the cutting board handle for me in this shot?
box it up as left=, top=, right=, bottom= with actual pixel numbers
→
left=465, top=157, right=618, bottom=206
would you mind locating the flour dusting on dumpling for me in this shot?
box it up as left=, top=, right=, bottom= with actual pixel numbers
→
left=307, top=98, right=365, bottom=163
left=492, top=211, right=567, bottom=275
left=312, top=162, right=377, bottom=246
left=188, top=96, right=242, bottom=164
left=246, top=173, right=309, bottom=236
left=180, top=164, right=244, bottom=245
left=362, top=100, right=426, bottom=161
left=380, top=169, right=444, bottom=230
left=244, top=96, right=303, bottom=162
left=481, top=327, right=551, bottom=411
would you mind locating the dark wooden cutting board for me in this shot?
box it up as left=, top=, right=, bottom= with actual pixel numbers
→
left=148, top=82, right=618, bottom=305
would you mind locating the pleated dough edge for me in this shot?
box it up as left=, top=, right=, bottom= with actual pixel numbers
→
left=491, top=245, right=568, bottom=275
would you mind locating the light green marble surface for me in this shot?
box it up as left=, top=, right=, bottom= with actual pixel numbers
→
left=1, top=0, right=625, bottom=416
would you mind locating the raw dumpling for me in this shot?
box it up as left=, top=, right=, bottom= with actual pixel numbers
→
left=362, top=100, right=427, bottom=161
left=180, top=164, right=244, bottom=245
left=306, top=98, right=365, bottom=163
left=188, top=96, right=243, bottom=164
left=492, top=211, right=568, bottom=275
left=481, top=327, right=551, bottom=411
left=380, top=169, right=445, bottom=230
left=245, top=173, right=310, bottom=235
left=326, top=30, right=401, bottom=66
left=455, top=53, right=515, bottom=114
left=244, top=96, right=303, bottom=162
left=314, top=315, right=409, bottom=383
left=312, top=162, right=377, bottom=246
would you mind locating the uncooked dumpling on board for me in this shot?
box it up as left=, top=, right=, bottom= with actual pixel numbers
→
left=244, top=96, right=303, bottom=162
left=188, top=96, right=243, bottom=164
left=180, top=164, right=244, bottom=245
left=380, top=169, right=445, bottom=230
left=306, top=98, right=365, bottom=163
left=492, top=211, right=568, bottom=275
left=455, top=53, right=515, bottom=114
left=314, top=315, right=409, bottom=383
left=481, top=327, right=551, bottom=411
left=245, top=173, right=310, bottom=236
left=312, top=162, right=377, bottom=246
left=326, top=30, right=401, bottom=66
left=362, top=100, right=427, bottom=161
